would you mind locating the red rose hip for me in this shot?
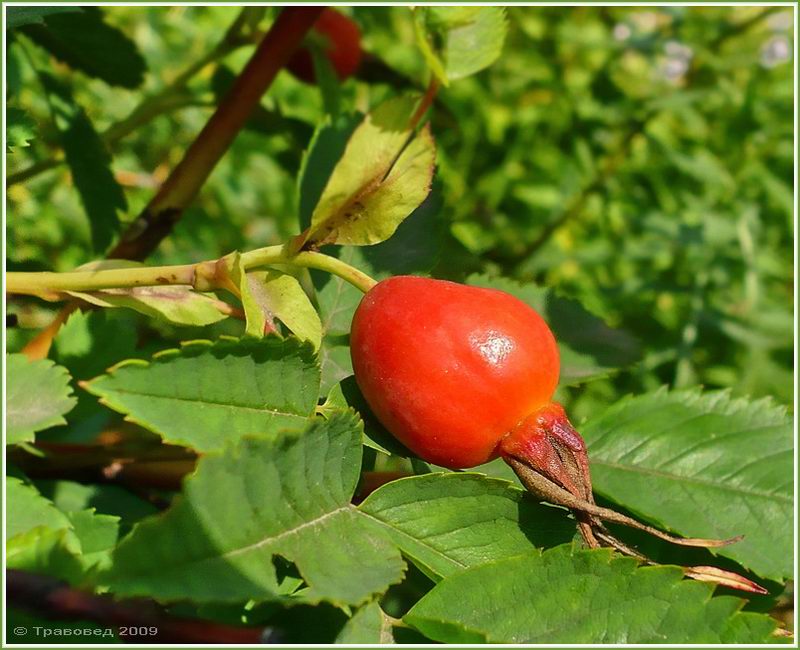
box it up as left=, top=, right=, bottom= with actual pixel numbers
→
left=350, top=276, right=559, bottom=468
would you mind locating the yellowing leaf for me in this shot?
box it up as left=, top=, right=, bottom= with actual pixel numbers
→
left=305, top=96, right=436, bottom=247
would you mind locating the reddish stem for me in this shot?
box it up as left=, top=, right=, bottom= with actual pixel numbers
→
left=110, top=7, right=324, bottom=261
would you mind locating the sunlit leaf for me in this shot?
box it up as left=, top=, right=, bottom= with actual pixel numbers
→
left=7, top=355, right=76, bottom=445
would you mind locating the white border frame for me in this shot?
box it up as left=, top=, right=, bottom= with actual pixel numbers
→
left=2, top=3, right=797, bottom=648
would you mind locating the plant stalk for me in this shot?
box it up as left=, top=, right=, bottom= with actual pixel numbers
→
left=6, top=245, right=377, bottom=297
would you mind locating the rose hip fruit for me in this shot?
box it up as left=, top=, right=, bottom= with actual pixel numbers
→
left=351, top=276, right=559, bottom=468
left=287, top=9, right=362, bottom=84
left=350, top=276, right=763, bottom=594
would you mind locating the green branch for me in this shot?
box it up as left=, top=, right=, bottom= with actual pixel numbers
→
left=6, top=245, right=377, bottom=297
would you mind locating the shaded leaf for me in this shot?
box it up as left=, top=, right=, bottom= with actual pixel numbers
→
left=36, top=479, right=158, bottom=531
left=6, top=477, right=74, bottom=541
left=467, top=274, right=641, bottom=384
left=582, top=389, right=792, bottom=581
left=66, top=509, right=119, bottom=572
left=405, top=545, right=777, bottom=643
left=6, top=107, right=36, bottom=152
left=297, top=113, right=361, bottom=230
left=40, top=74, right=126, bottom=252
left=336, top=602, right=395, bottom=644
left=6, top=6, right=81, bottom=30
left=22, top=7, right=146, bottom=88
left=359, top=473, right=575, bottom=580
left=83, top=337, right=320, bottom=452
left=414, top=8, right=507, bottom=85
left=7, top=354, right=76, bottom=445
left=325, top=376, right=411, bottom=456
left=53, top=309, right=139, bottom=380
left=304, top=96, right=436, bottom=246
left=105, top=412, right=405, bottom=605
left=7, top=527, right=84, bottom=584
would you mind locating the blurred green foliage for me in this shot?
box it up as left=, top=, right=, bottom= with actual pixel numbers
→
left=7, top=5, right=794, bottom=417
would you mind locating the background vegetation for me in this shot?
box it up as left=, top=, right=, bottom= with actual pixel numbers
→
left=6, top=5, right=794, bottom=644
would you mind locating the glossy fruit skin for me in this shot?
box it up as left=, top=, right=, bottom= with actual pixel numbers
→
left=350, top=276, right=560, bottom=469
left=287, top=9, right=362, bottom=84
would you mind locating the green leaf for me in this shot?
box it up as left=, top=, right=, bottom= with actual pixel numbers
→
left=582, top=389, right=792, bottom=582
left=309, top=41, right=342, bottom=117
left=7, top=527, right=84, bottom=584
left=297, top=113, right=361, bottom=231
left=22, top=7, right=146, bottom=88
left=467, top=274, right=640, bottom=385
left=414, top=8, right=508, bottom=85
left=67, top=287, right=228, bottom=327
left=105, top=412, right=405, bottom=605
left=66, top=509, right=119, bottom=572
left=304, top=96, right=436, bottom=247
left=359, top=473, right=575, bottom=580
left=36, top=479, right=158, bottom=530
left=84, top=337, right=320, bottom=452
left=39, top=74, right=126, bottom=253
left=232, top=255, right=322, bottom=347
left=6, top=107, right=36, bottom=152
left=6, top=477, right=74, bottom=541
left=53, top=309, right=139, bottom=380
left=335, top=602, right=395, bottom=644
left=6, top=478, right=85, bottom=583
left=7, top=354, right=76, bottom=445
left=405, top=545, right=777, bottom=643
left=6, top=6, right=81, bottom=30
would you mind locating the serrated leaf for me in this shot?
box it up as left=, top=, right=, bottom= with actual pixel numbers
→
left=414, top=7, right=507, bottom=85
left=303, top=96, right=436, bottom=247
left=7, top=477, right=75, bottom=541
left=105, top=412, right=405, bottom=605
left=22, top=7, right=146, bottom=88
left=7, top=527, right=84, bottom=584
left=40, top=74, right=126, bottom=253
left=467, top=274, right=640, bottom=385
left=36, top=479, right=158, bottom=531
left=359, top=473, right=575, bottom=580
left=336, top=602, right=395, bottom=644
left=582, top=389, right=792, bottom=581
left=6, top=107, right=36, bottom=152
left=83, top=337, right=320, bottom=452
left=6, top=478, right=85, bottom=583
left=67, top=287, right=228, bottom=327
left=66, top=509, right=119, bottom=572
left=405, top=545, right=777, bottom=643
left=6, top=6, right=81, bottom=30
left=7, top=354, right=76, bottom=445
